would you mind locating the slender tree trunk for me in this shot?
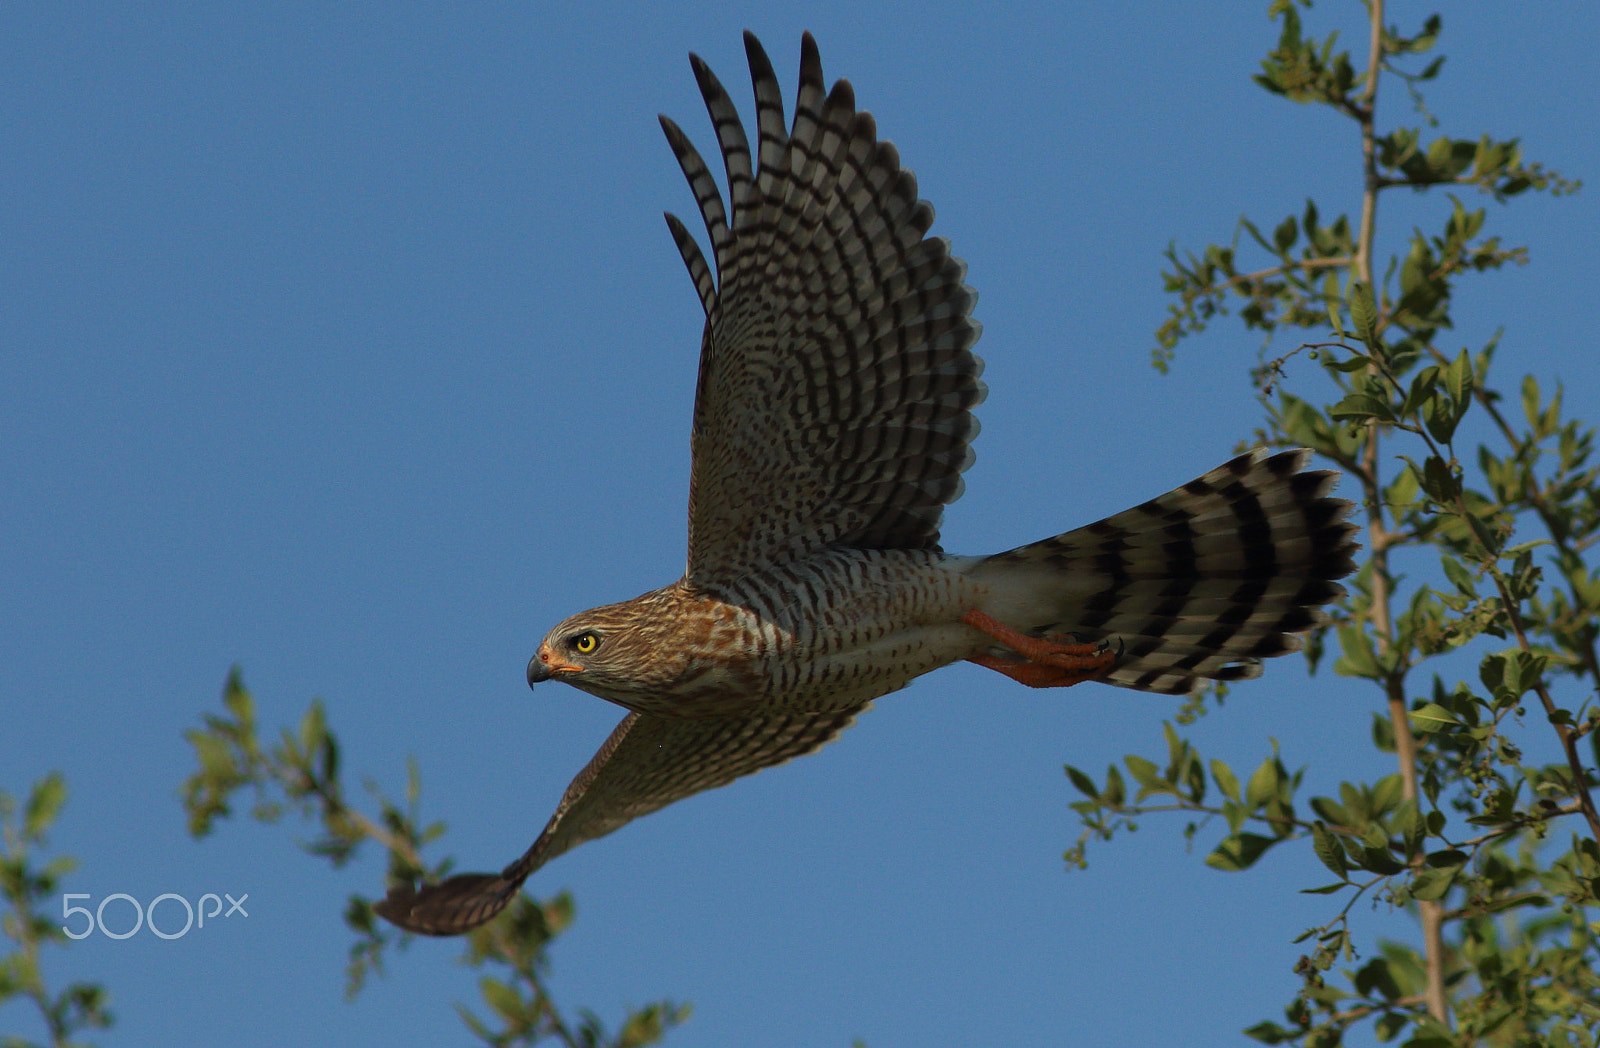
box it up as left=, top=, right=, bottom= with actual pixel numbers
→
left=1353, top=0, right=1449, bottom=1023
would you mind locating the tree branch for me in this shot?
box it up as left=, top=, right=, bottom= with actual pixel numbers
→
left=1353, top=0, right=1448, bottom=1025
left=1178, top=255, right=1354, bottom=303
left=1482, top=569, right=1600, bottom=842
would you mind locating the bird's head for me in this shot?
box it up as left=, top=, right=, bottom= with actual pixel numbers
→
left=526, top=591, right=685, bottom=703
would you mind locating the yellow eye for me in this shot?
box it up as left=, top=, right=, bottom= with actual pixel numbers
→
left=572, top=632, right=599, bottom=654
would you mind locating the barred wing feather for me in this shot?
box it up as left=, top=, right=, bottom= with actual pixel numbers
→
left=663, top=32, right=987, bottom=587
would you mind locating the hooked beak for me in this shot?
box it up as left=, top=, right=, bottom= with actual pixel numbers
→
left=527, top=645, right=580, bottom=688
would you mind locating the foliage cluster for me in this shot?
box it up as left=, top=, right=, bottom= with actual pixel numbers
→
left=1069, top=2, right=1598, bottom=1045
left=182, top=671, right=689, bottom=1048
left=0, top=777, right=112, bottom=1048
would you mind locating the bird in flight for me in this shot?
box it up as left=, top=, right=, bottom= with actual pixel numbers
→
left=376, top=31, right=1358, bottom=935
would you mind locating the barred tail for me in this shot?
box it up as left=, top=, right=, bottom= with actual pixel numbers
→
left=975, top=448, right=1360, bottom=695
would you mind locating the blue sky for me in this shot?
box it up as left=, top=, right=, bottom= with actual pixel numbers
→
left=3, top=3, right=1596, bottom=1046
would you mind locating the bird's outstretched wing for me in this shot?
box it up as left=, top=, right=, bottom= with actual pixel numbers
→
left=662, top=32, right=987, bottom=588
left=375, top=705, right=866, bottom=935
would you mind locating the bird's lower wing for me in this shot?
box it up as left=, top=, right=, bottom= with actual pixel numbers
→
left=375, top=705, right=868, bottom=935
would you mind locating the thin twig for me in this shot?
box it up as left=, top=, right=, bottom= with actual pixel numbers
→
left=1482, top=569, right=1600, bottom=842
left=275, top=761, right=426, bottom=871
left=1180, top=256, right=1353, bottom=303
left=1449, top=801, right=1584, bottom=851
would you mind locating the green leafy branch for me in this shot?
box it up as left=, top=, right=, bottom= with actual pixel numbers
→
left=1321, top=282, right=1600, bottom=843
left=0, top=776, right=112, bottom=1048
left=1155, top=4, right=1577, bottom=373
left=458, top=894, right=688, bottom=1048
left=1114, top=3, right=1599, bottom=1044
left=182, top=671, right=685, bottom=1047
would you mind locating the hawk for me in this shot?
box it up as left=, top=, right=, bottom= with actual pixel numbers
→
left=376, top=32, right=1357, bottom=935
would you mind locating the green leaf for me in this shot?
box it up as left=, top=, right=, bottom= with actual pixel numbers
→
left=1065, top=765, right=1100, bottom=800
left=1402, top=368, right=1438, bottom=419
left=1419, top=456, right=1457, bottom=502
left=1211, top=759, right=1241, bottom=803
left=1370, top=775, right=1404, bottom=815
left=1387, top=460, right=1421, bottom=509
left=1368, top=715, right=1395, bottom=758
left=1309, top=795, right=1351, bottom=827
left=1300, top=882, right=1349, bottom=895
left=1359, top=844, right=1406, bottom=876
left=1311, top=822, right=1348, bottom=879
left=1103, top=765, right=1125, bottom=808
left=406, top=755, right=422, bottom=807
left=1222, top=799, right=1247, bottom=835
left=1406, top=1035, right=1455, bottom=1048
left=1394, top=799, right=1426, bottom=857
left=1124, top=754, right=1165, bottom=791
left=1440, top=556, right=1477, bottom=598
left=1410, top=864, right=1458, bottom=901
left=1445, top=348, right=1473, bottom=402
left=1539, top=385, right=1563, bottom=438
left=1521, top=374, right=1541, bottom=431
left=1429, top=389, right=1469, bottom=444
left=1424, top=848, right=1468, bottom=868
left=1245, top=757, right=1280, bottom=808
left=1353, top=957, right=1403, bottom=1001
left=1374, top=1012, right=1409, bottom=1041
left=1502, top=651, right=1527, bottom=698
left=1334, top=624, right=1381, bottom=679
left=1330, top=393, right=1395, bottom=423
left=1325, top=353, right=1375, bottom=373
left=479, top=976, right=525, bottom=1024
left=1273, top=214, right=1298, bottom=253
left=1206, top=832, right=1277, bottom=871
left=1349, top=281, right=1379, bottom=349
left=1244, top=1020, right=1296, bottom=1045
left=23, top=772, right=67, bottom=841
left=1407, top=703, right=1459, bottom=733
left=1322, top=270, right=1344, bottom=335
left=455, top=1003, right=494, bottom=1040
left=1479, top=652, right=1507, bottom=695
left=299, top=699, right=327, bottom=757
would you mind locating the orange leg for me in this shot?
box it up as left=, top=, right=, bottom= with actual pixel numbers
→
left=960, top=609, right=1119, bottom=689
